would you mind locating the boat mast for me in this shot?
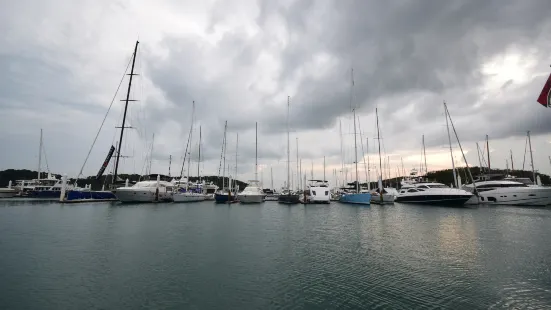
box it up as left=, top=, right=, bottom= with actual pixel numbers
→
left=287, top=96, right=291, bottom=191
left=339, top=119, right=344, bottom=187
left=113, top=40, right=139, bottom=184
left=510, top=150, right=514, bottom=171
left=168, top=155, right=172, bottom=177
left=222, top=121, right=227, bottom=189
left=311, top=160, right=314, bottom=180
left=527, top=131, right=536, bottom=183
left=444, top=102, right=476, bottom=191
left=376, top=108, right=383, bottom=193
left=444, top=102, right=457, bottom=188
left=367, top=138, right=371, bottom=191
left=486, top=134, right=491, bottom=172
left=270, top=166, right=274, bottom=190
left=38, top=128, right=42, bottom=179
left=422, top=135, right=428, bottom=175
left=323, top=156, right=326, bottom=182
left=296, top=137, right=299, bottom=190
left=350, top=69, right=359, bottom=193
left=198, top=126, right=202, bottom=183
left=235, top=133, right=239, bottom=191
left=186, top=101, right=195, bottom=189
left=148, top=133, right=155, bottom=176
left=254, top=122, right=258, bottom=180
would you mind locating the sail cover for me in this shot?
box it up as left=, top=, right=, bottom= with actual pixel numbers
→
left=536, top=73, right=551, bottom=107
left=96, top=146, right=116, bottom=180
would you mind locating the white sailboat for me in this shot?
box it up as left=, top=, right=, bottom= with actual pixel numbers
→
left=174, top=102, right=206, bottom=203
left=239, top=122, right=264, bottom=203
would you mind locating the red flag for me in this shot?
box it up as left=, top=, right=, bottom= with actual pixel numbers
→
left=537, top=73, right=551, bottom=107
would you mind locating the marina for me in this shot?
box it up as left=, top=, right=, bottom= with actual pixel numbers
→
left=1, top=199, right=550, bottom=309
left=3, top=2, right=551, bottom=308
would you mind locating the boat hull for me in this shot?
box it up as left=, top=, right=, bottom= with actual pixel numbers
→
left=394, top=194, right=472, bottom=206
left=473, top=187, right=551, bottom=206
left=65, top=190, right=118, bottom=202
left=278, top=194, right=300, bottom=204
left=0, top=189, right=16, bottom=198
left=173, top=193, right=206, bottom=203
left=114, top=189, right=173, bottom=203
left=339, top=193, right=371, bottom=205
left=238, top=194, right=264, bottom=203
left=214, top=193, right=238, bottom=203
left=370, top=193, right=395, bottom=204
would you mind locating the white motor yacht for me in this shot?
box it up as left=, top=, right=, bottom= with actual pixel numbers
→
left=113, top=180, right=174, bottom=202
left=395, top=182, right=473, bottom=206
left=238, top=180, right=264, bottom=203
left=463, top=179, right=551, bottom=206
left=304, top=180, right=330, bottom=204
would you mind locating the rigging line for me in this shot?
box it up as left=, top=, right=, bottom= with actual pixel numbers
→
left=41, top=143, right=51, bottom=174
left=76, top=54, right=134, bottom=180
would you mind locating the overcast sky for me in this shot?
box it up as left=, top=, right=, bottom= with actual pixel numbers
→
left=2, top=0, right=551, bottom=188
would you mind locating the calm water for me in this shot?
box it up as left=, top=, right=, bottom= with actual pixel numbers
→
left=0, top=200, right=550, bottom=309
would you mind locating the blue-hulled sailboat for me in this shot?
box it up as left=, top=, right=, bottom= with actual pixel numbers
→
left=339, top=68, right=370, bottom=205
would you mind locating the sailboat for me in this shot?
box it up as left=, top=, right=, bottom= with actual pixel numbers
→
left=278, top=96, right=300, bottom=204
left=174, top=109, right=206, bottom=203
left=339, top=69, right=371, bottom=205
left=239, top=122, right=265, bottom=203
left=215, top=132, right=239, bottom=203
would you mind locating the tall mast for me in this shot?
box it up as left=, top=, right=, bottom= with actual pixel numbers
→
left=186, top=101, right=195, bottom=188
left=270, top=166, right=274, bottom=189
left=486, top=134, right=491, bottom=171
left=351, top=68, right=359, bottom=192
left=510, top=150, right=514, bottom=171
left=148, top=133, right=155, bottom=176
left=400, top=157, right=405, bottom=178
left=235, top=133, right=239, bottom=191
left=254, top=122, right=258, bottom=180
left=222, top=121, right=227, bottom=189
left=367, top=138, right=371, bottom=191
left=168, top=155, right=172, bottom=177
left=114, top=40, right=139, bottom=183
left=38, top=128, right=42, bottom=179
left=339, top=119, right=344, bottom=187
left=444, top=102, right=457, bottom=188
left=299, top=159, right=302, bottom=189
left=376, top=108, right=383, bottom=190
left=286, top=96, right=291, bottom=190
left=528, top=131, right=536, bottom=183
left=296, top=137, right=299, bottom=190
left=422, top=135, right=428, bottom=174
left=323, top=156, right=326, bottom=182
left=311, top=159, right=314, bottom=180
left=198, top=126, right=202, bottom=182
left=476, top=143, right=483, bottom=172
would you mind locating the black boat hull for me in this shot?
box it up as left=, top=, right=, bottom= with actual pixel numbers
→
left=394, top=195, right=472, bottom=206
left=278, top=194, right=300, bottom=204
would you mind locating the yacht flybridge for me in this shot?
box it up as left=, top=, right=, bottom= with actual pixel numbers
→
left=304, top=180, right=330, bottom=204
left=395, top=182, right=473, bottom=206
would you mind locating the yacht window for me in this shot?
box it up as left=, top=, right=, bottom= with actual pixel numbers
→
left=426, top=184, right=449, bottom=189
left=325, top=191, right=329, bottom=196
left=312, top=191, right=317, bottom=195
left=407, top=189, right=418, bottom=193
left=417, top=185, right=429, bottom=189
left=417, top=189, right=425, bottom=191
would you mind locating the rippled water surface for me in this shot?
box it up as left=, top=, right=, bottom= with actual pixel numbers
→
left=1, top=200, right=550, bottom=309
